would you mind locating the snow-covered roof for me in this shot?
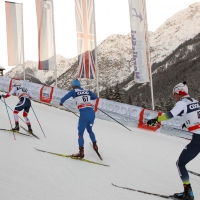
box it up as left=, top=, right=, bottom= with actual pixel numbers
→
left=0, top=66, right=5, bottom=70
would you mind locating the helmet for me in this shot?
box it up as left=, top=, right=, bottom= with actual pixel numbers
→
left=173, top=81, right=188, bottom=96
left=72, top=79, right=81, bottom=87
left=13, top=80, right=21, bottom=86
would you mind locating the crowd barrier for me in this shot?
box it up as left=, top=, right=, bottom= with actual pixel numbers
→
left=0, top=77, right=192, bottom=140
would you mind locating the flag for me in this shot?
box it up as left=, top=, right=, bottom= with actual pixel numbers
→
left=5, top=1, right=24, bottom=66
left=75, top=0, right=96, bottom=79
left=35, top=0, right=56, bottom=70
left=128, top=0, right=150, bottom=83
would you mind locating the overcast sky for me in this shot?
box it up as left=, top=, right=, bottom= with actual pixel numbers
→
left=0, top=0, right=198, bottom=72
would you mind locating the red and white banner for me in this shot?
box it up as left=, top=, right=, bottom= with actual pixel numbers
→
left=40, top=85, right=54, bottom=103
left=5, top=1, right=24, bottom=66
left=75, top=0, right=96, bottom=79
left=35, top=0, right=56, bottom=70
left=128, top=0, right=150, bottom=83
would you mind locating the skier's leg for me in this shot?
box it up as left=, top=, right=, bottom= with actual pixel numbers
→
left=23, top=99, right=32, bottom=132
left=13, top=98, right=25, bottom=130
left=176, top=135, right=200, bottom=184
left=77, top=118, right=87, bottom=148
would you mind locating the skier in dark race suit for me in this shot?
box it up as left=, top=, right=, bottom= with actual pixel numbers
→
left=147, top=81, right=200, bottom=200
left=60, top=79, right=99, bottom=158
left=0, top=80, right=33, bottom=133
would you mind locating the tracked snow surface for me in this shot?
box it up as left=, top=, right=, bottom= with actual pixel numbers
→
left=0, top=93, right=200, bottom=200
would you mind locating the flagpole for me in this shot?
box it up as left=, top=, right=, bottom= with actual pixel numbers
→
left=144, top=0, right=155, bottom=110
left=92, top=0, right=99, bottom=97
left=51, top=0, right=57, bottom=87
left=21, top=3, right=25, bottom=81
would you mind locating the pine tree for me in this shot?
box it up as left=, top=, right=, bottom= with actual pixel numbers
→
left=134, top=95, right=141, bottom=107
left=112, top=83, right=126, bottom=103
left=109, top=87, right=114, bottom=101
left=127, top=93, right=133, bottom=105
left=165, top=96, right=174, bottom=111
left=113, top=83, right=121, bottom=102
left=104, top=87, right=110, bottom=100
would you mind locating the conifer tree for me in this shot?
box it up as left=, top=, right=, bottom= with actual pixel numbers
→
left=165, top=96, right=174, bottom=111
left=127, top=93, right=133, bottom=105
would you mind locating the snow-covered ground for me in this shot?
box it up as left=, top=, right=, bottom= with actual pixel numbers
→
left=0, top=92, right=200, bottom=200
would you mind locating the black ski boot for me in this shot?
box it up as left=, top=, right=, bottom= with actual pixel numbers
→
left=27, top=124, right=33, bottom=133
left=12, top=122, right=19, bottom=131
left=93, top=141, right=98, bottom=151
left=173, top=184, right=194, bottom=200
left=71, top=147, right=84, bottom=158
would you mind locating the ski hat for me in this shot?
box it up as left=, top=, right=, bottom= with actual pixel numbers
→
left=13, top=80, right=21, bottom=86
left=173, top=81, right=188, bottom=96
left=72, top=79, right=81, bottom=87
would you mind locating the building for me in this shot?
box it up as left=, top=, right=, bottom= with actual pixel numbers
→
left=0, top=66, right=5, bottom=76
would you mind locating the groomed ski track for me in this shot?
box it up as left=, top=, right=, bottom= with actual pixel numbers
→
left=0, top=94, right=200, bottom=200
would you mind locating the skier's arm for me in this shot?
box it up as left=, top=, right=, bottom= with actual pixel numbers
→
left=89, top=90, right=97, bottom=100
left=27, top=90, right=33, bottom=99
left=2, top=87, right=17, bottom=98
left=60, top=90, right=75, bottom=105
left=157, top=101, right=185, bottom=122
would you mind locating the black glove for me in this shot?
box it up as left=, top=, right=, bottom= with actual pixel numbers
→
left=59, top=103, right=63, bottom=106
left=147, top=117, right=158, bottom=126
left=0, top=95, right=1, bottom=99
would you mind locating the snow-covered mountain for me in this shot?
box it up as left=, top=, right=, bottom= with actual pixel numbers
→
left=5, top=54, right=76, bottom=84
left=5, top=3, right=200, bottom=90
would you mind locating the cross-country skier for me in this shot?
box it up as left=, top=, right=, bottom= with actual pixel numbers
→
left=0, top=80, right=33, bottom=133
left=147, top=81, right=200, bottom=200
left=60, top=79, right=99, bottom=158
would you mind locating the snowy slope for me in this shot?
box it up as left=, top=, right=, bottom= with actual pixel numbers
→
left=0, top=93, right=200, bottom=200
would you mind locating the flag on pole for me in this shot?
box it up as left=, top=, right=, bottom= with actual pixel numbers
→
left=128, top=0, right=150, bottom=83
left=5, top=1, right=24, bottom=66
left=75, top=0, right=96, bottom=79
left=35, top=0, right=56, bottom=70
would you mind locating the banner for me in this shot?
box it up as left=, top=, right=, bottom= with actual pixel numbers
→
left=5, top=1, right=24, bottom=66
left=75, top=0, right=96, bottom=79
left=128, top=0, right=150, bottom=83
left=35, top=0, right=56, bottom=70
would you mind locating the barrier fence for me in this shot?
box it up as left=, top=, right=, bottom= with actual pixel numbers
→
left=0, top=77, right=192, bottom=140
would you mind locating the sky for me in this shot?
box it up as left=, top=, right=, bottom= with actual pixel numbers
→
left=0, top=91, right=200, bottom=200
left=0, top=0, right=198, bottom=72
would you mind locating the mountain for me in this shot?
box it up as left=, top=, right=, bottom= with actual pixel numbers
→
left=5, top=54, right=76, bottom=85
left=5, top=3, right=200, bottom=97
left=127, top=32, right=200, bottom=111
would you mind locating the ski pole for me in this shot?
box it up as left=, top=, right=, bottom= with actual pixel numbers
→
left=97, top=108, right=131, bottom=131
left=31, top=106, right=46, bottom=138
left=2, top=98, right=16, bottom=140
left=0, top=98, right=26, bottom=124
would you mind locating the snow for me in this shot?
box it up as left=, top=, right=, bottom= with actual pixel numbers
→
left=0, top=93, right=200, bottom=200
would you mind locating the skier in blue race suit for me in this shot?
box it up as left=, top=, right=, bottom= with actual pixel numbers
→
left=60, top=79, right=99, bottom=158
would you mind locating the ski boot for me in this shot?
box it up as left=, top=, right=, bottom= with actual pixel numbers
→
left=93, top=141, right=98, bottom=151
left=173, top=184, right=194, bottom=200
left=27, top=124, right=33, bottom=133
left=12, top=122, right=19, bottom=131
left=71, top=147, right=84, bottom=158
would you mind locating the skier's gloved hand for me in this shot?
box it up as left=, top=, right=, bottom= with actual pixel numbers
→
left=147, top=117, right=158, bottom=126
left=59, top=103, right=63, bottom=106
left=0, top=94, right=5, bottom=99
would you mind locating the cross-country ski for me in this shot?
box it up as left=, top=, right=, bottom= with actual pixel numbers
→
left=35, top=148, right=109, bottom=167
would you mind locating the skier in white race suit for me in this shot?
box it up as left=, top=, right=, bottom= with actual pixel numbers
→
left=147, top=81, right=200, bottom=200
left=0, top=80, right=33, bottom=133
